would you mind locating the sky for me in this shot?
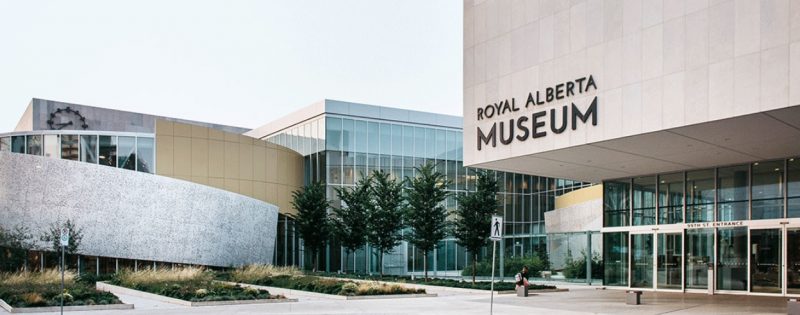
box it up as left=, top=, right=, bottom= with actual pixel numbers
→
left=0, top=0, right=462, bottom=130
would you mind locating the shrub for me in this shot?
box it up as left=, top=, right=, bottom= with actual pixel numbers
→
left=110, top=268, right=273, bottom=302
left=562, top=250, right=603, bottom=280
left=194, top=289, right=208, bottom=298
left=461, top=255, right=548, bottom=278
left=339, top=283, right=358, bottom=296
left=21, top=293, right=45, bottom=306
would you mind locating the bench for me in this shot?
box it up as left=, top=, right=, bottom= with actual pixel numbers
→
left=625, top=290, right=642, bottom=305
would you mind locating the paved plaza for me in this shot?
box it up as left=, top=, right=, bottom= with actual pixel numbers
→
left=4, top=283, right=789, bottom=315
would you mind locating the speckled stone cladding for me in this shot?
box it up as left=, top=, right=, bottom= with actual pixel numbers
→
left=0, top=151, right=278, bottom=267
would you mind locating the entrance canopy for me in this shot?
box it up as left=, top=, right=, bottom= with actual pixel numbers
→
left=468, top=105, right=800, bottom=183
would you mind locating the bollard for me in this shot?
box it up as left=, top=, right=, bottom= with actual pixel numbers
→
left=625, top=291, right=641, bottom=305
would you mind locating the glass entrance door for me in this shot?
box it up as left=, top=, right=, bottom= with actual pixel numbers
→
left=631, top=233, right=654, bottom=288
left=685, top=228, right=714, bottom=290
left=788, top=228, right=800, bottom=295
left=657, top=233, right=682, bottom=289
left=750, top=228, right=782, bottom=293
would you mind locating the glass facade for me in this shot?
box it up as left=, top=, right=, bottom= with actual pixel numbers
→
left=265, top=114, right=589, bottom=275
left=603, top=157, right=800, bottom=296
left=0, top=132, right=154, bottom=174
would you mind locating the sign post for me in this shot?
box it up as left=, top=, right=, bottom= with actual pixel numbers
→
left=59, top=227, right=69, bottom=315
left=489, top=215, right=503, bottom=315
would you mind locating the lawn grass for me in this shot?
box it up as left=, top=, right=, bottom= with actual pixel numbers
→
left=109, top=267, right=284, bottom=302
left=0, top=269, right=122, bottom=308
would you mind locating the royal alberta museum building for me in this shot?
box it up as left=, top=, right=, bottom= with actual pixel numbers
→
left=0, top=98, right=590, bottom=278
left=464, top=0, right=800, bottom=296
left=3, top=0, right=799, bottom=299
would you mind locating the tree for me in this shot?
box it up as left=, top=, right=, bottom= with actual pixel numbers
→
left=0, top=225, right=35, bottom=271
left=367, top=170, right=405, bottom=277
left=332, top=175, right=372, bottom=273
left=452, top=170, right=499, bottom=284
left=41, top=219, right=83, bottom=255
left=404, top=162, right=450, bottom=281
left=291, top=181, right=330, bottom=272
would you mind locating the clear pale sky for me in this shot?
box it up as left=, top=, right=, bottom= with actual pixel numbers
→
left=0, top=0, right=462, bottom=130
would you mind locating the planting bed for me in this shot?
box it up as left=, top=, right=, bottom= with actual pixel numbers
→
left=0, top=270, right=130, bottom=313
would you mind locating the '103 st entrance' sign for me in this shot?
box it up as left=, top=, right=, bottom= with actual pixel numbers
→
left=476, top=75, right=598, bottom=151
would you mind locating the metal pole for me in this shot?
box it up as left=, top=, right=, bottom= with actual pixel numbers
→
left=60, top=244, right=64, bottom=315
left=586, top=231, right=592, bottom=285
left=490, top=240, right=497, bottom=315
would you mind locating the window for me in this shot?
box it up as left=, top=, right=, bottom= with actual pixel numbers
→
left=342, top=119, right=354, bottom=152
left=80, top=135, right=98, bottom=163
left=603, top=179, right=630, bottom=227
left=751, top=160, right=784, bottom=219
left=43, top=135, right=58, bottom=158
left=136, top=137, right=155, bottom=173
left=11, top=136, right=25, bottom=153
left=27, top=135, right=43, bottom=156
left=367, top=122, right=378, bottom=155
left=380, top=123, right=391, bottom=156
left=632, top=176, right=656, bottom=225
left=658, top=172, right=683, bottom=224
left=117, top=136, right=136, bottom=170
left=325, top=117, right=342, bottom=151
left=686, top=169, right=714, bottom=223
left=787, top=158, right=800, bottom=218
left=355, top=120, right=367, bottom=153
left=717, top=164, right=748, bottom=221
left=60, top=135, right=79, bottom=161
left=99, top=135, right=117, bottom=167
left=0, top=137, right=9, bottom=151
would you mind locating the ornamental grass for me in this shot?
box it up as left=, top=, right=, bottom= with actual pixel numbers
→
left=230, top=264, right=303, bottom=283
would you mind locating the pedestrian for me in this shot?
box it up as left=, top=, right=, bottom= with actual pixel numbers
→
left=515, top=265, right=530, bottom=288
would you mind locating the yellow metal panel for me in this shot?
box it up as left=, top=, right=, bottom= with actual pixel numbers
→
left=555, top=185, right=602, bottom=209
left=155, top=135, right=174, bottom=175
left=190, top=138, right=209, bottom=177
left=208, top=139, right=225, bottom=178
left=173, top=136, right=192, bottom=177
left=155, top=119, right=174, bottom=136
left=239, top=143, right=253, bottom=181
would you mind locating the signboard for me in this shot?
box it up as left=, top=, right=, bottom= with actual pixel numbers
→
left=490, top=215, right=503, bottom=241
left=60, top=228, right=69, bottom=247
left=685, top=221, right=744, bottom=229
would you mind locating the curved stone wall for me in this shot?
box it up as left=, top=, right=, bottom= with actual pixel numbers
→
left=0, top=151, right=278, bottom=267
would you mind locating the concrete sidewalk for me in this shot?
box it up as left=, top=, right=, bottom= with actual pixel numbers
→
left=1, top=286, right=786, bottom=315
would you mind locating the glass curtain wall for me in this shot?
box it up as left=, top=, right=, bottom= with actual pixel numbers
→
left=1, top=132, right=154, bottom=173
left=267, top=115, right=589, bottom=274
left=686, top=169, right=714, bottom=223
left=632, top=176, right=656, bottom=225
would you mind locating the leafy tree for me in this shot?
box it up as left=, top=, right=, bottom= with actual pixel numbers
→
left=41, top=219, right=83, bottom=255
left=0, top=225, right=35, bottom=271
left=404, top=162, right=450, bottom=281
left=452, top=170, right=498, bottom=284
left=291, top=181, right=330, bottom=272
left=332, top=175, right=372, bottom=273
left=367, top=170, right=405, bottom=277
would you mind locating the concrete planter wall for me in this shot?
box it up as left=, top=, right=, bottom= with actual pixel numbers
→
left=96, top=282, right=297, bottom=306
left=0, top=298, right=133, bottom=313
